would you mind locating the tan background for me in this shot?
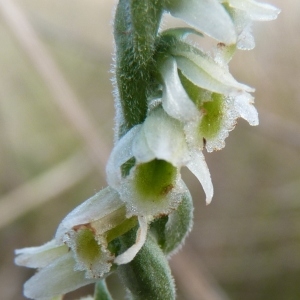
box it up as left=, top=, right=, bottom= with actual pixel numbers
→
left=1, top=0, right=299, bottom=299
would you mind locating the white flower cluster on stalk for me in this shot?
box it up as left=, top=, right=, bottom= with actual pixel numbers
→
left=15, top=1, right=280, bottom=299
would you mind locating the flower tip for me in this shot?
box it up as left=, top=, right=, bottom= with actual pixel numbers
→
left=265, top=5, right=281, bottom=20
left=205, top=188, right=214, bottom=205
left=114, top=216, right=148, bottom=265
left=206, top=196, right=213, bottom=206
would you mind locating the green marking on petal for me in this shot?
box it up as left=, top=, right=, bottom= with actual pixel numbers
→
left=134, top=159, right=177, bottom=201
left=106, top=216, right=138, bottom=243
left=178, top=70, right=210, bottom=107
left=177, top=70, right=223, bottom=139
left=199, top=93, right=224, bottom=139
left=121, top=157, right=136, bottom=178
left=76, top=229, right=101, bottom=262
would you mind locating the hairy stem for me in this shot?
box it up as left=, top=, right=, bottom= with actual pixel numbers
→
left=117, top=228, right=175, bottom=300
left=114, top=0, right=163, bottom=137
left=94, top=279, right=113, bottom=300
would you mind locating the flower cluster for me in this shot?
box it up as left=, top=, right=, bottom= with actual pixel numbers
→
left=15, top=0, right=280, bottom=299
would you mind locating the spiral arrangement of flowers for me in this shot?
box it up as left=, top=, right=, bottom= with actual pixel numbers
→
left=15, top=1, right=280, bottom=299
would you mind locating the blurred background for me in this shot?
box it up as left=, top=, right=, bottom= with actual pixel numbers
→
left=0, top=0, right=299, bottom=299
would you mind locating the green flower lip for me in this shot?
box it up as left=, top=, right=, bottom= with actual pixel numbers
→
left=134, top=159, right=177, bottom=201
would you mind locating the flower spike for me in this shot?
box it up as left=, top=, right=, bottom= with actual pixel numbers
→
left=15, top=0, right=280, bottom=298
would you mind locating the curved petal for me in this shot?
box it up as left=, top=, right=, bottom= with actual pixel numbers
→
left=139, top=108, right=189, bottom=167
left=55, top=187, right=124, bottom=241
left=186, top=149, right=213, bottom=204
left=23, top=252, right=96, bottom=300
left=233, top=92, right=259, bottom=126
left=175, top=54, right=254, bottom=94
left=114, top=216, right=148, bottom=265
left=226, top=7, right=256, bottom=50
left=164, top=0, right=236, bottom=44
left=106, top=125, right=142, bottom=189
left=161, top=27, right=204, bottom=40
left=132, top=125, right=156, bottom=163
left=160, top=57, right=199, bottom=122
left=224, top=0, right=280, bottom=21
left=15, top=240, right=68, bottom=268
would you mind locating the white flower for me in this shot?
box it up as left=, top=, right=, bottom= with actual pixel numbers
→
left=15, top=187, right=142, bottom=299
left=220, top=0, right=281, bottom=49
left=107, top=107, right=214, bottom=218
left=159, top=55, right=258, bottom=152
left=15, top=242, right=96, bottom=300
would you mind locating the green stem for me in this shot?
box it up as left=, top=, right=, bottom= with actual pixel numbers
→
left=94, top=279, right=113, bottom=300
left=114, top=0, right=164, bottom=137
left=117, top=228, right=175, bottom=300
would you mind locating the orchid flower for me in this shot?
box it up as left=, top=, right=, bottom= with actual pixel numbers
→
left=107, top=107, right=213, bottom=216
left=15, top=187, right=138, bottom=299
left=158, top=46, right=258, bottom=152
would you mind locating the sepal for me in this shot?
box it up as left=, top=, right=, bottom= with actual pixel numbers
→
left=164, top=0, right=236, bottom=44
left=151, top=185, right=193, bottom=256
left=23, top=253, right=97, bottom=300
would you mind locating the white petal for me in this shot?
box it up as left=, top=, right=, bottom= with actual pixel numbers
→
left=224, top=6, right=256, bottom=50
left=225, top=0, right=280, bottom=21
left=140, top=108, right=189, bottom=167
left=175, top=54, right=254, bottom=94
left=114, top=216, right=148, bottom=265
left=214, top=44, right=237, bottom=65
left=233, top=92, right=259, bottom=125
left=237, top=21, right=255, bottom=50
left=183, top=116, right=203, bottom=150
left=186, top=149, right=214, bottom=204
left=23, top=252, right=96, bottom=300
left=55, top=187, right=124, bottom=241
left=161, top=27, right=204, bottom=40
left=160, top=57, right=199, bottom=122
left=15, top=240, right=68, bottom=268
left=165, top=0, right=236, bottom=44
left=204, top=95, right=238, bottom=152
left=132, top=126, right=156, bottom=163
left=106, top=125, right=142, bottom=189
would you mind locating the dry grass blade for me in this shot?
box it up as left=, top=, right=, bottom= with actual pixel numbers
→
left=171, top=247, right=230, bottom=300
left=0, top=0, right=110, bottom=174
left=0, top=152, right=92, bottom=229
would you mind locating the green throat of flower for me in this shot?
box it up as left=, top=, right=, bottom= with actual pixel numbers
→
left=178, top=70, right=223, bottom=139
left=75, top=228, right=102, bottom=263
left=134, top=159, right=177, bottom=200
left=199, top=93, right=223, bottom=139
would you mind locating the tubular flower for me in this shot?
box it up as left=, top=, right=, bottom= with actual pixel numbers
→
left=15, top=187, right=139, bottom=299
left=106, top=107, right=214, bottom=217
left=157, top=41, right=258, bottom=152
